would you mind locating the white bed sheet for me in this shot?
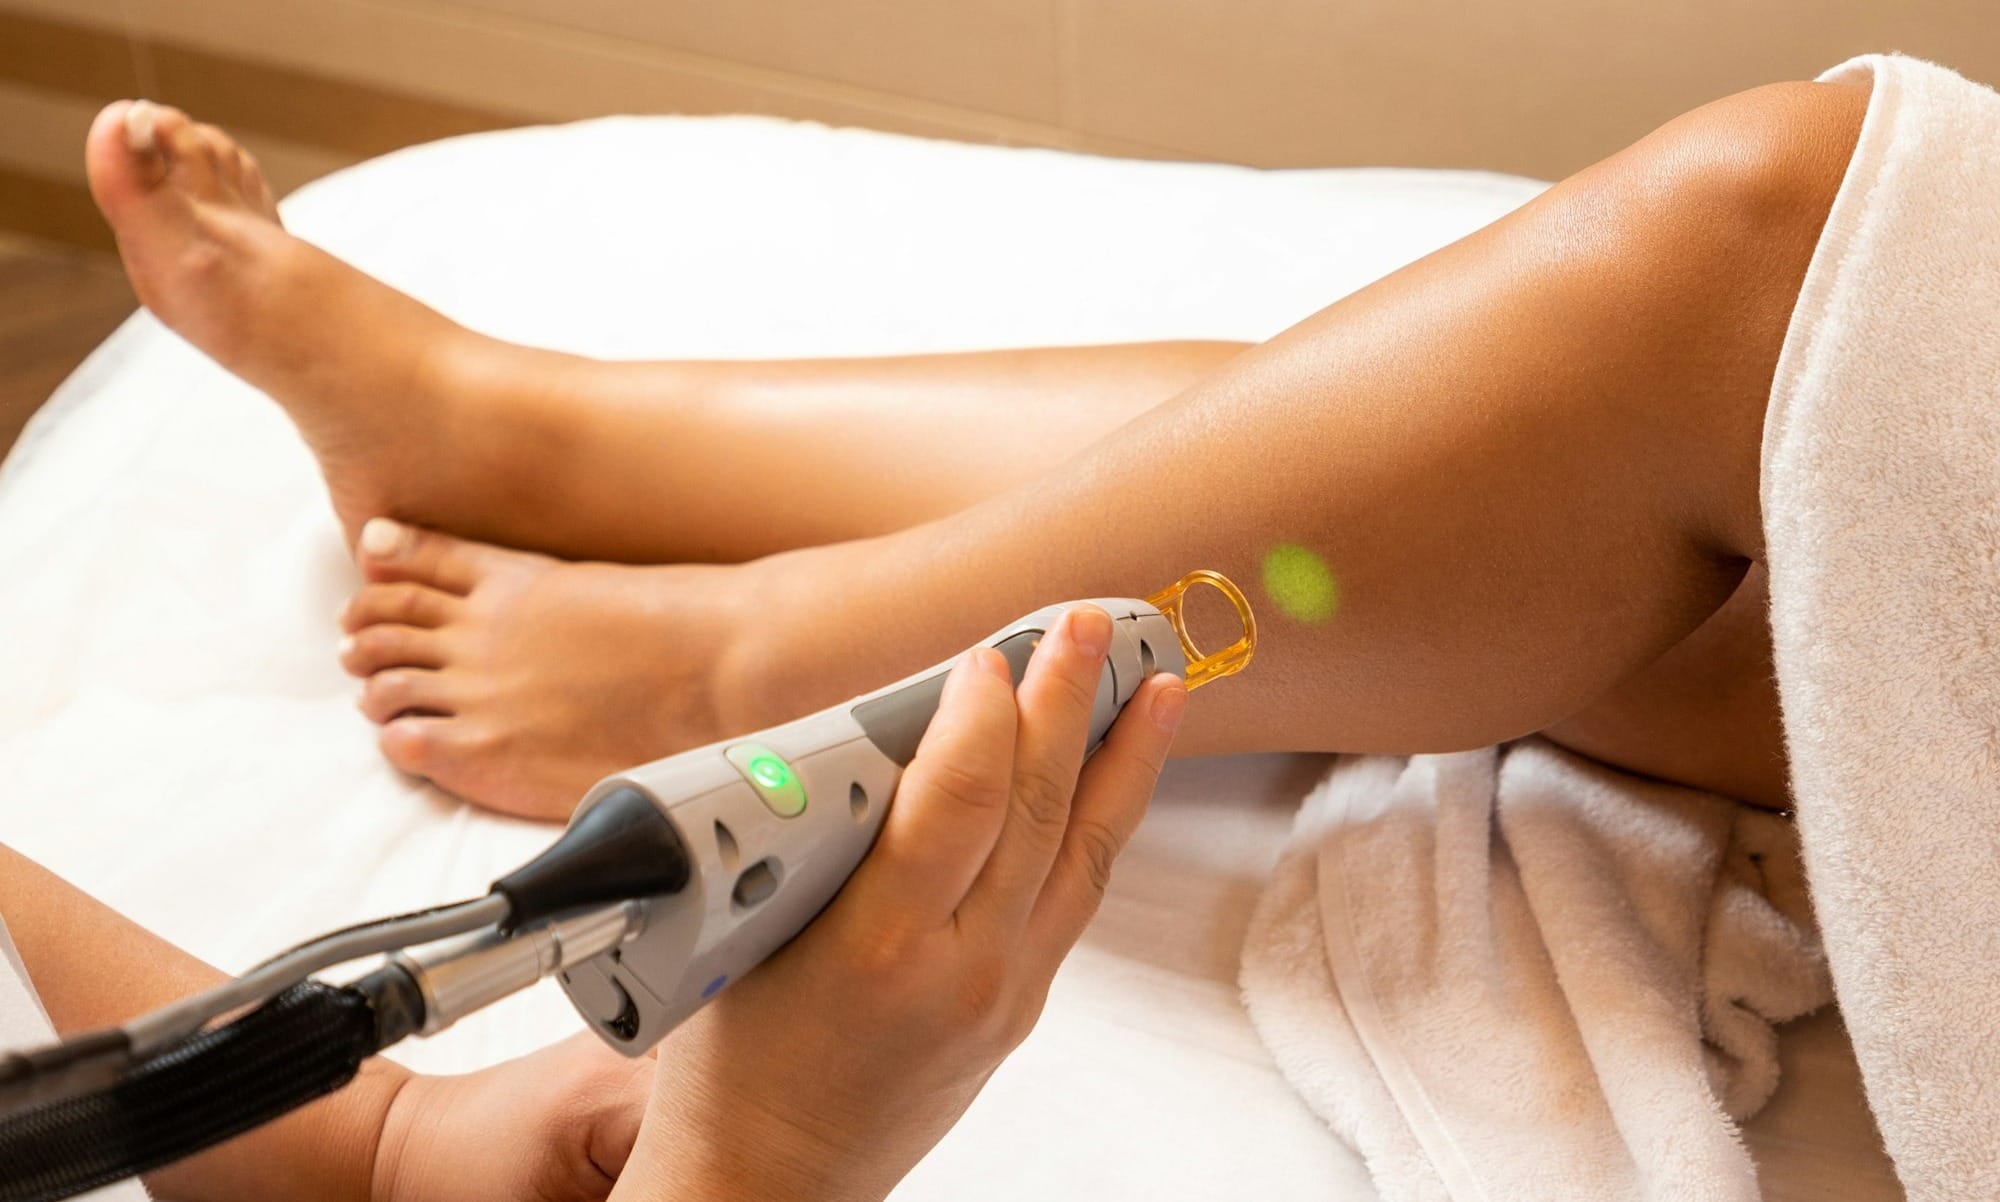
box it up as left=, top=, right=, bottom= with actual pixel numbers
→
left=0, top=116, right=1898, bottom=1200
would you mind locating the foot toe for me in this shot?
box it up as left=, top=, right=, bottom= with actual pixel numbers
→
left=340, top=623, right=446, bottom=676
left=358, top=518, right=542, bottom=594
left=378, top=715, right=451, bottom=778
left=341, top=581, right=460, bottom=633
left=160, top=118, right=227, bottom=195
left=379, top=715, right=501, bottom=790
left=86, top=101, right=173, bottom=211
left=359, top=667, right=455, bottom=724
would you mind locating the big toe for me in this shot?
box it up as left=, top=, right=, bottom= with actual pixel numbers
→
left=85, top=100, right=178, bottom=220
left=357, top=518, right=549, bottom=594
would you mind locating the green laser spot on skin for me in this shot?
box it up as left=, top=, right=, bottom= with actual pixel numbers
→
left=1261, top=544, right=1339, bottom=623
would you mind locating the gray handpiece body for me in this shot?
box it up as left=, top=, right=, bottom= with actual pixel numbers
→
left=557, top=598, right=1186, bottom=1055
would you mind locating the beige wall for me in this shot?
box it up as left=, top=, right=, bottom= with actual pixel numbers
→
left=3, top=0, right=1999, bottom=246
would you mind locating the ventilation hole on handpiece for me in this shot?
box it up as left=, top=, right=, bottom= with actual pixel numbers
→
left=714, top=820, right=741, bottom=872
left=849, top=782, right=870, bottom=822
left=1139, top=638, right=1156, bottom=675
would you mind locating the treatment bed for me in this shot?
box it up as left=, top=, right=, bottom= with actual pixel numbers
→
left=0, top=116, right=1902, bottom=1200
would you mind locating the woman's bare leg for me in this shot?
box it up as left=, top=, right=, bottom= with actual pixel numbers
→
left=82, top=82, right=1856, bottom=816
left=311, top=80, right=1865, bottom=820
left=84, top=99, right=1241, bottom=561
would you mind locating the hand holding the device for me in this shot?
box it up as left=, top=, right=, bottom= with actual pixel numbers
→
left=611, top=605, right=1189, bottom=1202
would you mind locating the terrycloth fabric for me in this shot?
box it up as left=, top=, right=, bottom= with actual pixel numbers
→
left=1763, top=54, right=2000, bottom=1200
left=1242, top=53, right=2000, bottom=1202
left=1241, top=743, right=1828, bottom=1201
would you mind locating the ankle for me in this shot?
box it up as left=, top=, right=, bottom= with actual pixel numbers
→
left=712, top=540, right=895, bottom=737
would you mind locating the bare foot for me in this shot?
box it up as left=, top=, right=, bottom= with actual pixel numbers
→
left=85, top=100, right=488, bottom=543
left=338, top=518, right=757, bottom=819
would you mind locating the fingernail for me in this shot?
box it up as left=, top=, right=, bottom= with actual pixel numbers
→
left=338, top=634, right=356, bottom=659
left=124, top=100, right=156, bottom=154
left=359, top=518, right=405, bottom=558
left=1150, top=679, right=1189, bottom=733
left=940, top=649, right=978, bottom=701
left=972, top=645, right=1011, bottom=681
left=1068, top=606, right=1112, bottom=660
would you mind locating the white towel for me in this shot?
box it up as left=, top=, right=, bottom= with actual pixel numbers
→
left=1763, top=54, right=2000, bottom=1201
left=1241, top=53, right=2000, bottom=1202
left=1241, top=743, right=1827, bottom=1201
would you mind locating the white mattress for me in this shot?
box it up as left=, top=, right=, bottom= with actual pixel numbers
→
left=0, top=116, right=1899, bottom=1200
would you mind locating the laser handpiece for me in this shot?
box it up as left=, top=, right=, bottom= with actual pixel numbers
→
left=398, top=572, right=1258, bottom=1052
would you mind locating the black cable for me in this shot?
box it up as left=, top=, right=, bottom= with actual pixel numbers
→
left=0, top=786, right=693, bottom=1200
left=0, top=973, right=408, bottom=1202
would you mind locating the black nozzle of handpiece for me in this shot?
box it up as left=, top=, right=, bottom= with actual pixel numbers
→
left=490, top=786, right=692, bottom=931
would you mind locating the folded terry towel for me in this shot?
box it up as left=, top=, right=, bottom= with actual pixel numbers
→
left=1763, top=54, right=2000, bottom=1200
left=1241, top=743, right=1827, bottom=1201
left=1241, top=54, right=2000, bottom=1202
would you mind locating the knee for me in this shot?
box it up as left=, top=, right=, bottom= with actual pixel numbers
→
left=1604, top=80, right=1868, bottom=263
left=1519, top=80, right=1868, bottom=558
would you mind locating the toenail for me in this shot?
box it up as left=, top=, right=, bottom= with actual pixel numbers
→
left=360, top=518, right=406, bottom=558
left=124, top=101, right=157, bottom=154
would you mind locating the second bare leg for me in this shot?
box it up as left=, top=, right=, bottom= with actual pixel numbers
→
left=85, top=98, right=1241, bottom=562
left=431, top=339, right=1246, bottom=561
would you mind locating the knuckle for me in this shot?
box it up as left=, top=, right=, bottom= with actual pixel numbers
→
left=950, top=958, right=1012, bottom=1029
left=1069, top=817, right=1126, bottom=897
left=997, top=993, right=1046, bottom=1053
left=916, top=756, right=1003, bottom=815
left=1011, top=762, right=1076, bottom=838
left=1057, top=664, right=1101, bottom=711
left=847, top=930, right=918, bottom=990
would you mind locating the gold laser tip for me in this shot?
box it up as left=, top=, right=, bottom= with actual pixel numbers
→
left=1144, top=570, right=1257, bottom=690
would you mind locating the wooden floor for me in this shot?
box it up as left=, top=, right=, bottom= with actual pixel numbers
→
left=0, top=238, right=135, bottom=463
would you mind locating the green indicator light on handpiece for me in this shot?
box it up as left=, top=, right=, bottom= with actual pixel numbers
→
left=748, top=754, right=792, bottom=790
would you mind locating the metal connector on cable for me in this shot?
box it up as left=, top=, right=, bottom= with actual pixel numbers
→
left=391, top=902, right=644, bottom=1037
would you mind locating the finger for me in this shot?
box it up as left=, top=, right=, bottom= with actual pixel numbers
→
left=843, top=648, right=1018, bottom=926
left=961, top=605, right=1112, bottom=934
left=1024, top=671, right=1184, bottom=972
